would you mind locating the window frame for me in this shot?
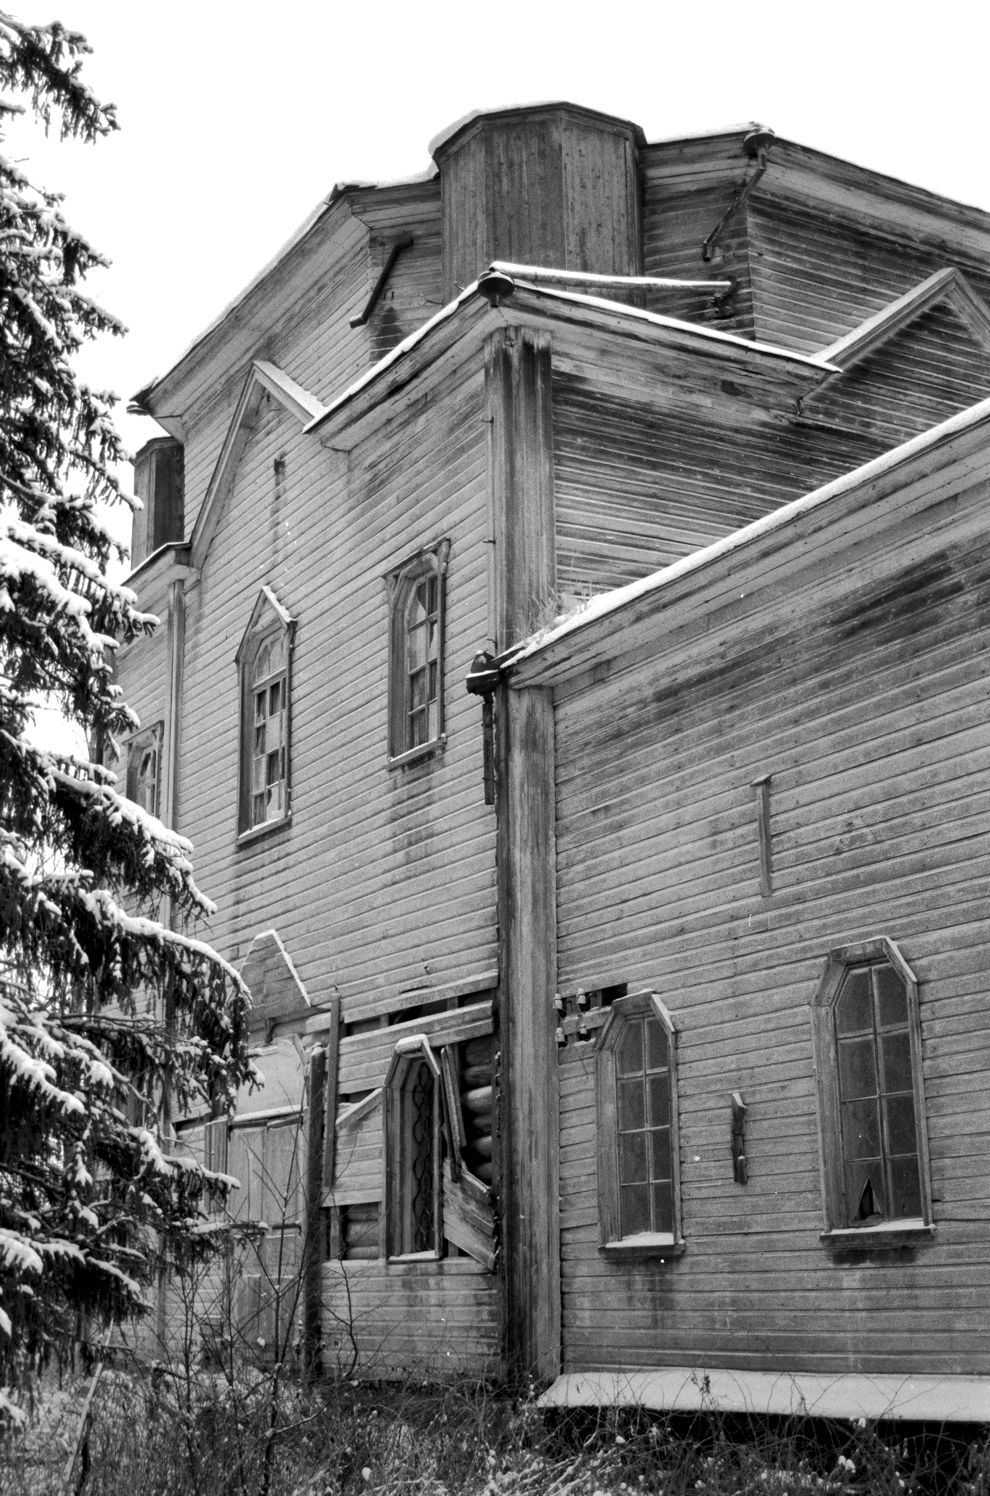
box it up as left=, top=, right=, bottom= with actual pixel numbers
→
left=595, top=991, right=685, bottom=1261
left=122, top=720, right=163, bottom=818
left=383, top=1035, right=445, bottom=1260
left=811, top=938, right=935, bottom=1250
left=236, top=588, right=296, bottom=840
left=386, top=540, right=450, bottom=768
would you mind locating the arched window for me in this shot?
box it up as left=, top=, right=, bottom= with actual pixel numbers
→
left=383, top=1037, right=444, bottom=1257
left=811, top=938, right=933, bottom=1245
left=596, top=992, right=684, bottom=1258
left=387, top=541, right=450, bottom=765
left=237, top=588, right=295, bottom=835
left=123, top=721, right=162, bottom=817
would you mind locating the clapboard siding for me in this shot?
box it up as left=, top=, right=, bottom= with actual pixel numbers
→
left=748, top=201, right=990, bottom=355
left=552, top=374, right=883, bottom=595
left=321, top=1260, right=500, bottom=1376
left=173, top=212, right=373, bottom=543
left=551, top=508, right=990, bottom=1377
left=805, top=303, right=990, bottom=445
left=173, top=367, right=496, bottom=1017
left=641, top=181, right=755, bottom=337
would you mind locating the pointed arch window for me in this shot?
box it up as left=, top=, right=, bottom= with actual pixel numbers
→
left=596, top=992, right=684, bottom=1259
left=387, top=541, right=450, bottom=765
left=123, top=721, right=162, bottom=817
left=384, top=1036, right=444, bottom=1257
left=811, top=939, right=934, bottom=1246
left=237, top=588, right=295, bottom=836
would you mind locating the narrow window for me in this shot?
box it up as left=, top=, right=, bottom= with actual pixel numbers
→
left=123, top=721, right=163, bottom=816
left=811, top=939, right=933, bottom=1243
left=387, top=542, right=450, bottom=765
left=596, top=992, right=683, bottom=1257
left=384, top=1037, right=444, bottom=1257
left=236, top=588, right=295, bottom=836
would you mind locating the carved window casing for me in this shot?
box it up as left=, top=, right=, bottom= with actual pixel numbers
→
left=387, top=542, right=450, bottom=766
left=811, top=939, right=934, bottom=1247
left=384, top=1037, right=444, bottom=1257
left=237, top=589, right=295, bottom=836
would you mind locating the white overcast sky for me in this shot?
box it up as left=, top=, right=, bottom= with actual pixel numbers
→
left=7, top=0, right=990, bottom=478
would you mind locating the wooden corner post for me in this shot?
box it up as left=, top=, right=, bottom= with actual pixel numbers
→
left=487, top=324, right=560, bottom=1382
left=486, top=326, right=556, bottom=648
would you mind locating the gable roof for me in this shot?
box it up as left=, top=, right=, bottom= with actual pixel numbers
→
left=190, top=361, right=327, bottom=568
left=817, top=268, right=990, bottom=374
left=307, top=270, right=839, bottom=450
left=500, top=392, right=990, bottom=686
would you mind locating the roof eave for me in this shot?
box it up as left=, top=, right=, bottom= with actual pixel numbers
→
left=503, top=393, right=990, bottom=689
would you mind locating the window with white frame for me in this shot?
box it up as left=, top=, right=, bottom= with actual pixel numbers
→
left=236, top=589, right=295, bottom=834
left=596, top=991, right=683, bottom=1257
left=811, top=938, right=933, bottom=1243
left=386, top=542, right=450, bottom=764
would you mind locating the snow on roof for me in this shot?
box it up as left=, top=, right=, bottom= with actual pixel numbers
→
left=428, top=100, right=647, bottom=159
left=305, top=281, right=482, bottom=433
left=308, top=270, right=837, bottom=437
left=135, top=172, right=436, bottom=405
left=489, top=261, right=731, bottom=292
left=503, top=392, right=990, bottom=673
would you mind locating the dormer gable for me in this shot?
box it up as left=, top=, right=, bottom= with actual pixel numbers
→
left=190, top=361, right=326, bottom=568
left=800, top=269, right=990, bottom=443
left=818, top=268, right=990, bottom=372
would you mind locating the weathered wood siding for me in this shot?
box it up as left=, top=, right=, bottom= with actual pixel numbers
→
left=321, top=1259, right=500, bottom=1376
left=174, top=367, right=495, bottom=1006
left=552, top=375, right=880, bottom=595
left=806, top=302, right=990, bottom=446
left=170, top=207, right=377, bottom=543
left=640, top=179, right=756, bottom=337
left=349, top=182, right=443, bottom=362
left=552, top=475, right=990, bottom=1376
left=747, top=202, right=990, bottom=355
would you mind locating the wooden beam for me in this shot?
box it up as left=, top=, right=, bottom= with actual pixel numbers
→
left=486, top=327, right=556, bottom=649
left=496, top=683, right=560, bottom=1381
left=303, top=1043, right=326, bottom=1380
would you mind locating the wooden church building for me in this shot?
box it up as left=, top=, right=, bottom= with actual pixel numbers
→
left=120, top=103, right=990, bottom=1419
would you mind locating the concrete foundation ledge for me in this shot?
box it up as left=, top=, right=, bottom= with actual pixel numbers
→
left=538, top=1369, right=990, bottom=1423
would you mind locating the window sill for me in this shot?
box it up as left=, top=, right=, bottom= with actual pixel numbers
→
left=236, top=814, right=292, bottom=848
left=388, top=736, right=446, bottom=771
left=386, top=1250, right=440, bottom=1264
left=602, top=1234, right=686, bottom=1262
left=821, top=1219, right=935, bottom=1252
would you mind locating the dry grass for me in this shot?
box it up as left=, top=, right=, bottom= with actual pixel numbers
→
left=2, top=1368, right=988, bottom=1496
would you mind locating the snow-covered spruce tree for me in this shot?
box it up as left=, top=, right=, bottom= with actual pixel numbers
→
left=0, top=14, right=250, bottom=1418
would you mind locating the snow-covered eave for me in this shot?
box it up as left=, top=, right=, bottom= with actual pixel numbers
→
left=132, top=174, right=435, bottom=415
left=502, top=392, right=990, bottom=684
left=307, top=272, right=837, bottom=443
left=305, top=281, right=488, bottom=438
left=502, top=277, right=838, bottom=374
left=124, top=540, right=193, bottom=590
